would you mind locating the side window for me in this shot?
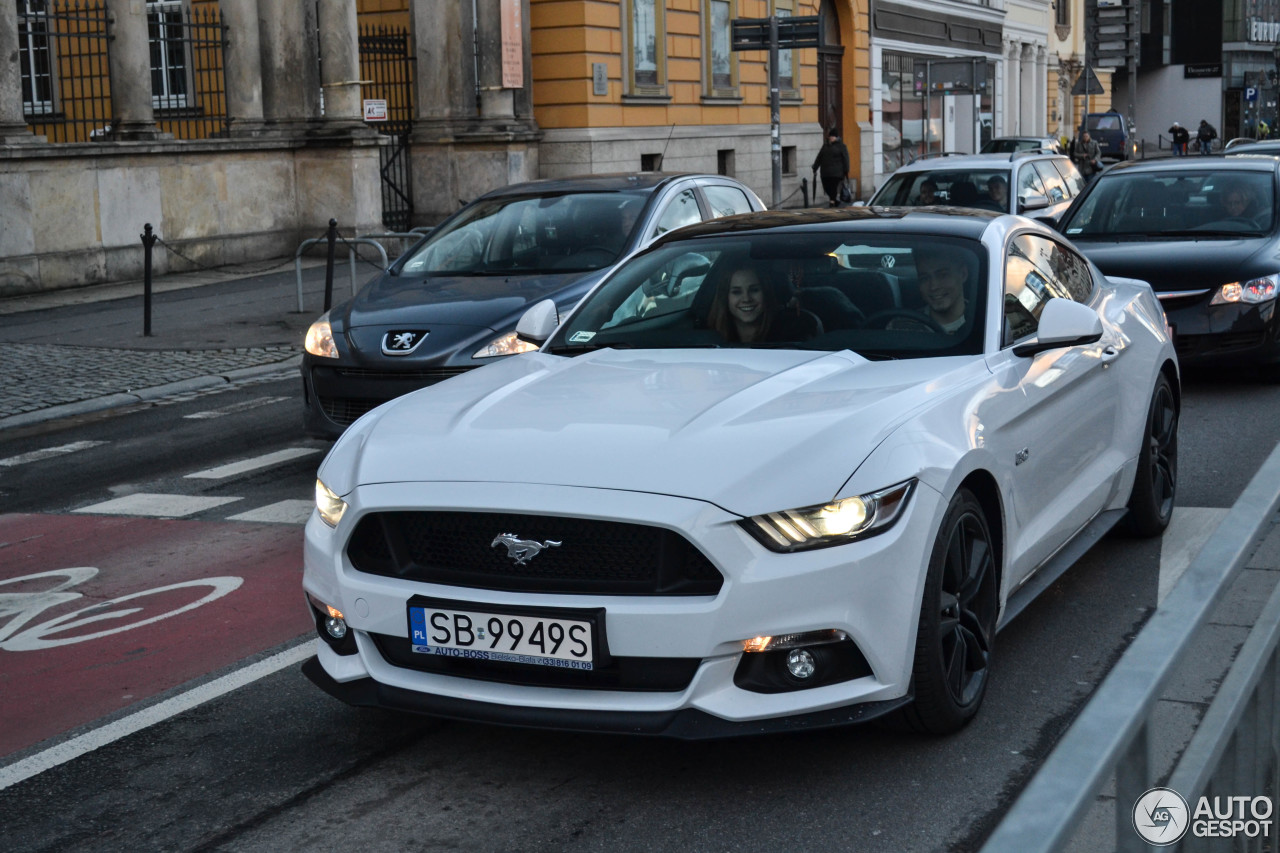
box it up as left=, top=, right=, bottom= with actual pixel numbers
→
left=1016, top=165, right=1047, bottom=201
left=1032, top=161, right=1068, bottom=203
left=1052, top=158, right=1087, bottom=197
left=1002, top=233, right=1078, bottom=347
left=703, top=184, right=754, bottom=218
left=652, top=189, right=704, bottom=237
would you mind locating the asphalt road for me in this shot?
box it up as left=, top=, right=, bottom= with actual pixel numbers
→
left=0, top=365, right=1278, bottom=852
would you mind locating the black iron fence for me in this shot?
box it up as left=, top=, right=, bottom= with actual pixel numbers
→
left=19, top=0, right=228, bottom=143
left=359, top=25, right=415, bottom=231
left=20, top=0, right=113, bottom=144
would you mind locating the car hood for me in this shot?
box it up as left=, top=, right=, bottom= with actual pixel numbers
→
left=1068, top=235, right=1279, bottom=291
left=321, top=349, right=983, bottom=517
left=339, top=269, right=605, bottom=329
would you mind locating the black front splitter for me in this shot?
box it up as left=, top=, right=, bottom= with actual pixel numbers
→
left=301, top=656, right=911, bottom=740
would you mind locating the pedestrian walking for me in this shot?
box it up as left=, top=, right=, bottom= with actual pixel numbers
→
left=1196, top=119, right=1217, bottom=155
left=1168, top=121, right=1190, bottom=157
left=812, top=128, right=851, bottom=207
left=1072, top=131, right=1103, bottom=183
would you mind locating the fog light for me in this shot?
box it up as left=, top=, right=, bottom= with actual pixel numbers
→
left=324, top=615, right=348, bottom=639
left=786, top=648, right=816, bottom=679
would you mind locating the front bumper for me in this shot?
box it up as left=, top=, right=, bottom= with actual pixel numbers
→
left=301, top=480, right=944, bottom=735
left=301, top=357, right=474, bottom=438
left=1160, top=293, right=1280, bottom=365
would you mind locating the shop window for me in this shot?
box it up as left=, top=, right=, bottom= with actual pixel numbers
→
left=641, top=153, right=664, bottom=171
left=782, top=145, right=796, bottom=175
left=718, top=148, right=736, bottom=176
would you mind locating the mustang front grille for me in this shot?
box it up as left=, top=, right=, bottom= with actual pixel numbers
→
left=347, top=511, right=724, bottom=595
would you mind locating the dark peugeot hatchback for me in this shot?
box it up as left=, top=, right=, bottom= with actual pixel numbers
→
left=1056, top=157, right=1280, bottom=377
left=302, top=172, right=765, bottom=437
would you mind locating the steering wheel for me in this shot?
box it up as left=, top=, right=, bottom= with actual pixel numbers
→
left=862, top=308, right=946, bottom=334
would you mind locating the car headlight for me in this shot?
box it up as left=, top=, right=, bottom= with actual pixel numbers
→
left=315, top=478, right=348, bottom=527
left=472, top=331, right=540, bottom=359
left=742, top=480, right=915, bottom=552
left=304, top=313, right=339, bottom=358
left=1210, top=275, right=1279, bottom=305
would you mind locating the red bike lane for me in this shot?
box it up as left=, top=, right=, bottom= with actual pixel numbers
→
left=0, top=513, right=312, bottom=759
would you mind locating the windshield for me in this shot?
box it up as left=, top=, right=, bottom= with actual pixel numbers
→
left=548, top=233, right=987, bottom=359
left=875, top=169, right=1012, bottom=213
left=1061, top=170, right=1275, bottom=237
left=399, top=191, right=649, bottom=276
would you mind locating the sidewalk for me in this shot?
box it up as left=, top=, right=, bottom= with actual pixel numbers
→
left=0, top=254, right=379, bottom=431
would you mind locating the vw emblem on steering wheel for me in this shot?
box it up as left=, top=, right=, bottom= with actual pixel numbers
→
left=881, top=254, right=896, bottom=268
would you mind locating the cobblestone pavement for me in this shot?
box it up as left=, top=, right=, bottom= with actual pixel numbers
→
left=1, top=343, right=300, bottom=419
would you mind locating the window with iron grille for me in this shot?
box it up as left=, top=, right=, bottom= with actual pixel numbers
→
left=18, top=0, right=55, bottom=116
left=148, top=0, right=189, bottom=109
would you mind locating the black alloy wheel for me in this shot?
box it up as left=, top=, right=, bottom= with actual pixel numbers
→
left=898, top=488, right=998, bottom=734
left=1120, top=373, right=1177, bottom=537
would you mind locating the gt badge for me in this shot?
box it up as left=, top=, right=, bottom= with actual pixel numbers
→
left=491, top=533, right=562, bottom=565
left=382, top=330, right=428, bottom=355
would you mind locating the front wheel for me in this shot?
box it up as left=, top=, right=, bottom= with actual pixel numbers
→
left=1119, top=373, right=1177, bottom=537
left=897, top=488, right=999, bottom=734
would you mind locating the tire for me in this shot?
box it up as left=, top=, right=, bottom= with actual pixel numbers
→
left=896, top=488, right=999, bottom=735
left=1118, top=373, right=1177, bottom=537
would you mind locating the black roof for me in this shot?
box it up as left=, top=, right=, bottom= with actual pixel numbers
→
left=656, top=206, right=996, bottom=244
left=1102, top=157, right=1280, bottom=175
left=477, top=172, right=709, bottom=199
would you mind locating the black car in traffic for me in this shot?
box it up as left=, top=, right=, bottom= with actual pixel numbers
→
left=302, top=172, right=765, bottom=438
left=1055, top=157, right=1280, bottom=376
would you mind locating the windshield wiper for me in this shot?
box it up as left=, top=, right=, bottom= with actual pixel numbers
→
left=544, top=342, right=634, bottom=355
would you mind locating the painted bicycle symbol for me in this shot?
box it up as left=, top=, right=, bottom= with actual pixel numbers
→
left=0, top=567, right=242, bottom=651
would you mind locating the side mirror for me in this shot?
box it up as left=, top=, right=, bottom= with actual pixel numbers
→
left=1018, top=193, right=1051, bottom=213
left=1012, top=298, right=1103, bottom=357
left=515, top=299, right=559, bottom=345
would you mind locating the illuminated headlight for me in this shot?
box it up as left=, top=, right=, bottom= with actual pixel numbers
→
left=314, top=478, right=348, bottom=527
left=472, top=331, right=540, bottom=359
left=304, top=312, right=339, bottom=358
left=743, top=480, right=915, bottom=552
left=1210, top=275, right=1279, bottom=305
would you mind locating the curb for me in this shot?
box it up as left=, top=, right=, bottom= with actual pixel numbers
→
left=0, top=355, right=302, bottom=432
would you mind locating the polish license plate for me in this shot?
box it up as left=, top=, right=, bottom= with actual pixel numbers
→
left=408, top=598, right=596, bottom=670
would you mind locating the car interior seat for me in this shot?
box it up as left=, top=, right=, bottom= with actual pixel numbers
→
left=949, top=181, right=979, bottom=206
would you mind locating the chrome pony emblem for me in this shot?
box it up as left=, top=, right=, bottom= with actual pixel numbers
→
left=491, top=533, right=562, bottom=565
left=382, top=330, right=427, bottom=355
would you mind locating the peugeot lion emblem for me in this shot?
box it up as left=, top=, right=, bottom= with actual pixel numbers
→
left=382, top=330, right=427, bottom=356
left=491, top=533, right=561, bottom=565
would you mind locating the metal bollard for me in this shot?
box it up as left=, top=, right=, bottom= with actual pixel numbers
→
left=801, top=177, right=809, bottom=208
left=323, top=218, right=338, bottom=312
left=140, top=223, right=157, bottom=336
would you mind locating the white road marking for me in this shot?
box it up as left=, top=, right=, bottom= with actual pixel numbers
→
left=184, top=447, right=321, bottom=480
left=73, top=493, right=242, bottom=517
left=1159, top=507, right=1231, bottom=605
left=0, top=642, right=314, bottom=791
left=0, top=441, right=107, bottom=468
left=227, top=500, right=314, bottom=525
left=183, top=396, right=291, bottom=420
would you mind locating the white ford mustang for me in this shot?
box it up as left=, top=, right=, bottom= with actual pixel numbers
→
left=302, top=208, right=1178, bottom=737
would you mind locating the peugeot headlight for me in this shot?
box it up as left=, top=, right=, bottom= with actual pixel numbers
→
left=304, top=312, right=338, bottom=358
left=472, top=331, right=540, bottom=359
left=743, top=481, right=915, bottom=552
left=1210, top=275, right=1279, bottom=305
left=315, top=478, right=348, bottom=527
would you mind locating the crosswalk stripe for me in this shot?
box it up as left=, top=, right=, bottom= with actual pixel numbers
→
left=0, top=440, right=107, bottom=468
left=74, top=493, right=242, bottom=517
left=184, top=447, right=321, bottom=480
left=183, top=396, right=291, bottom=420
left=227, top=500, right=314, bottom=525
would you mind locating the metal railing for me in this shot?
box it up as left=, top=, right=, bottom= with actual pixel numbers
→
left=981, top=443, right=1280, bottom=853
left=21, top=0, right=113, bottom=144
left=293, top=228, right=434, bottom=313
